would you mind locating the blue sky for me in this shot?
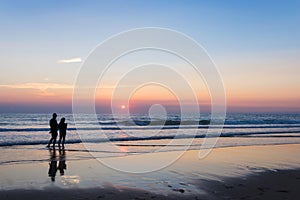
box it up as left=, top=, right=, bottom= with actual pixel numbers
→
left=0, top=0, right=299, bottom=112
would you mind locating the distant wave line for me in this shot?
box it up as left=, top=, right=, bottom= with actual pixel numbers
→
left=1, top=124, right=300, bottom=132
left=0, top=131, right=300, bottom=147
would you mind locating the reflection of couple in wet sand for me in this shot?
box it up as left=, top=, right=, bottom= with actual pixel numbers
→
left=48, top=148, right=67, bottom=181
left=47, top=113, right=67, bottom=149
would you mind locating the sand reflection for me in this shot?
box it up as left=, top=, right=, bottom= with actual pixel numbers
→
left=48, top=148, right=67, bottom=182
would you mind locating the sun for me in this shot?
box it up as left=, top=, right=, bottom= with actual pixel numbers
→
left=121, top=105, right=126, bottom=109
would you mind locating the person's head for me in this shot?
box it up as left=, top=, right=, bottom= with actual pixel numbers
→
left=52, top=113, right=57, bottom=119
left=60, top=117, right=65, bottom=123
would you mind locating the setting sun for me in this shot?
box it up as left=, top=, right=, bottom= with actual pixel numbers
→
left=121, top=105, right=126, bottom=109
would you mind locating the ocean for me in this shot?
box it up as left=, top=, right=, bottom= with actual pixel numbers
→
left=1, top=113, right=300, bottom=165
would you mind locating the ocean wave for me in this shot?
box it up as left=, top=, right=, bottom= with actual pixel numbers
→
left=1, top=130, right=299, bottom=147
left=1, top=124, right=300, bottom=132
left=0, top=127, right=78, bottom=132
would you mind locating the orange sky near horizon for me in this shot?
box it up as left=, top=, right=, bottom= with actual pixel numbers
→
left=0, top=80, right=299, bottom=113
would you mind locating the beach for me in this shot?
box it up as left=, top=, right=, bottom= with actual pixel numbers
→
left=1, top=143, right=300, bottom=199
left=1, top=113, right=300, bottom=199
left=1, top=0, right=300, bottom=199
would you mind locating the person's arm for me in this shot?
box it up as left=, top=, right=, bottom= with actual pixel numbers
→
left=49, top=120, right=52, bottom=133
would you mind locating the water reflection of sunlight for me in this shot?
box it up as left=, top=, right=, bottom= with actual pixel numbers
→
left=118, top=132, right=128, bottom=153
left=61, top=175, right=80, bottom=186
left=119, top=144, right=128, bottom=153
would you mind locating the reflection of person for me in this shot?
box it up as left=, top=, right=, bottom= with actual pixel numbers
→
left=47, top=113, right=58, bottom=148
left=58, top=117, right=67, bottom=149
left=58, top=149, right=67, bottom=175
left=48, top=149, right=57, bottom=181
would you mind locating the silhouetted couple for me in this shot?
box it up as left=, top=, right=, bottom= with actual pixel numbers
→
left=47, top=113, right=67, bottom=148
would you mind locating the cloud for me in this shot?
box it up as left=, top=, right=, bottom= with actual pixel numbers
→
left=58, top=57, right=82, bottom=64
left=0, top=83, right=73, bottom=90
left=0, top=83, right=74, bottom=96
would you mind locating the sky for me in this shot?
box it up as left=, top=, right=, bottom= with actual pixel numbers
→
left=0, top=0, right=299, bottom=113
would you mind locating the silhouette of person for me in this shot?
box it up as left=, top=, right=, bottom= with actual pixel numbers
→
left=48, top=149, right=57, bottom=181
left=58, top=117, right=67, bottom=149
left=58, top=149, right=67, bottom=175
left=47, top=113, right=58, bottom=148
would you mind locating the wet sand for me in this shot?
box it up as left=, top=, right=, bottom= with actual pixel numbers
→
left=201, top=169, right=300, bottom=200
left=1, top=169, right=300, bottom=200
left=0, top=144, right=300, bottom=199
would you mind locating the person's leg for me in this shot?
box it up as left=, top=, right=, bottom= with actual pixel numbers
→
left=62, top=134, right=65, bottom=148
left=52, top=133, right=57, bottom=148
left=47, top=137, right=53, bottom=147
left=52, top=138, right=56, bottom=148
left=58, top=135, right=62, bottom=147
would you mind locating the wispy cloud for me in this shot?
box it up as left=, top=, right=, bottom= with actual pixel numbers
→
left=58, top=57, right=82, bottom=64
left=0, top=83, right=73, bottom=90
left=0, top=83, right=73, bottom=96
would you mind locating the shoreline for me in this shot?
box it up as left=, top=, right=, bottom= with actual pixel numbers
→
left=1, top=136, right=300, bottom=166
